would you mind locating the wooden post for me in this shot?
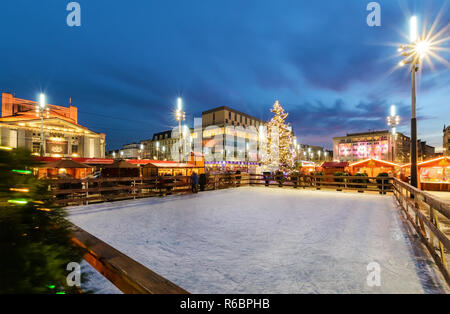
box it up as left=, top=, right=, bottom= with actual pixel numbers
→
left=431, top=208, right=447, bottom=269
left=85, top=180, right=89, bottom=205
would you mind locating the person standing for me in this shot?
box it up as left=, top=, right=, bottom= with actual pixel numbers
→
left=191, top=171, right=199, bottom=193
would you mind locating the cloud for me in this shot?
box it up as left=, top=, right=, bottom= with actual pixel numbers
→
left=286, top=98, right=412, bottom=148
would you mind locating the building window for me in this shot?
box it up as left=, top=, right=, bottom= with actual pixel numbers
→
left=212, top=113, right=215, bottom=124
left=72, top=145, right=78, bottom=153
left=32, top=142, right=40, bottom=153
left=229, top=112, right=231, bottom=119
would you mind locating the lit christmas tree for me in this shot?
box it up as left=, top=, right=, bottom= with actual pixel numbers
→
left=263, top=101, right=295, bottom=172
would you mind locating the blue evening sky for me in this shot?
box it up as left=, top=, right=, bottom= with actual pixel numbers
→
left=0, top=0, right=448, bottom=150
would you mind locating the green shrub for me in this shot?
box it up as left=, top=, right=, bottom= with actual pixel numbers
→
left=353, top=173, right=369, bottom=189
left=376, top=172, right=390, bottom=193
left=290, top=171, right=300, bottom=188
left=275, top=171, right=285, bottom=187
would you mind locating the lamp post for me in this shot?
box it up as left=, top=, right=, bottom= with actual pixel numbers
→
left=139, top=143, right=144, bottom=159
left=36, top=93, right=48, bottom=156
left=156, top=141, right=160, bottom=160
left=398, top=16, right=430, bottom=188
left=175, top=97, right=186, bottom=162
left=246, top=142, right=249, bottom=173
left=387, top=104, right=400, bottom=163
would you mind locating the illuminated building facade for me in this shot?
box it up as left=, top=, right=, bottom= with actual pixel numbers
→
left=333, top=130, right=434, bottom=163
left=141, top=129, right=192, bottom=161
left=295, top=144, right=333, bottom=163
left=0, top=92, right=105, bottom=158
left=201, top=106, right=266, bottom=164
left=444, top=125, right=450, bottom=156
left=107, top=142, right=144, bottom=159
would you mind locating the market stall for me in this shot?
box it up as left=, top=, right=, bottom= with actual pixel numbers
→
left=320, top=161, right=349, bottom=175
left=142, top=161, right=204, bottom=177
left=37, top=158, right=93, bottom=179
left=348, top=158, right=400, bottom=177
left=101, top=159, right=140, bottom=178
left=298, top=161, right=319, bottom=174
left=417, top=156, right=449, bottom=191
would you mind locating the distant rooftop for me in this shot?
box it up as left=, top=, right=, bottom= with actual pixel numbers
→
left=202, top=106, right=266, bottom=123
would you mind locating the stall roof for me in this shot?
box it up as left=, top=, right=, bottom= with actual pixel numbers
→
left=401, top=156, right=449, bottom=168
left=126, top=159, right=180, bottom=165
left=321, top=162, right=349, bottom=168
left=349, top=158, right=400, bottom=168
left=103, top=160, right=139, bottom=168
left=143, top=162, right=196, bottom=168
left=42, top=159, right=92, bottom=169
left=34, top=156, right=114, bottom=165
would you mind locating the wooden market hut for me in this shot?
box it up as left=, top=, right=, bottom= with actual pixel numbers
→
left=320, top=161, right=349, bottom=175
left=38, top=158, right=93, bottom=179
left=298, top=161, right=319, bottom=174
left=417, top=156, right=449, bottom=191
left=101, top=159, right=140, bottom=178
left=142, top=161, right=204, bottom=177
left=348, top=158, right=400, bottom=177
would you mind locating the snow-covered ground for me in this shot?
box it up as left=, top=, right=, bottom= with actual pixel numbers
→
left=68, top=187, right=449, bottom=294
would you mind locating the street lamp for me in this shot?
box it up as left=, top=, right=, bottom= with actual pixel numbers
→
left=387, top=104, right=400, bottom=162
left=139, top=143, right=144, bottom=159
left=246, top=142, right=249, bottom=172
left=398, top=16, right=431, bottom=188
left=36, top=93, right=49, bottom=156
left=155, top=141, right=160, bottom=160
left=175, top=97, right=186, bottom=162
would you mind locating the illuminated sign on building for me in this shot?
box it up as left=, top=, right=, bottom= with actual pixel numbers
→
left=46, top=140, right=68, bottom=155
left=339, top=140, right=388, bottom=159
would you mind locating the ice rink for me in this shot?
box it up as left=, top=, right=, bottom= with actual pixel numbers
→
left=68, top=187, right=449, bottom=293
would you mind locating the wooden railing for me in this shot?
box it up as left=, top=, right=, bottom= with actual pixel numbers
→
left=50, top=173, right=393, bottom=206
left=50, top=174, right=251, bottom=206
left=393, top=178, right=450, bottom=286
left=71, top=224, right=188, bottom=294
left=249, top=173, right=393, bottom=194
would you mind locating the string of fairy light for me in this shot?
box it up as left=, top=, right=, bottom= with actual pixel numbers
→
left=264, top=100, right=295, bottom=171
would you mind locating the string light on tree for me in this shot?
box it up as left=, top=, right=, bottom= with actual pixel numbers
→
left=262, top=100, right=294, bottom=172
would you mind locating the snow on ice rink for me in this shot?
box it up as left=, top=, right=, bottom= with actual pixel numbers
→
left=68, top=187, right=449, bottom=294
